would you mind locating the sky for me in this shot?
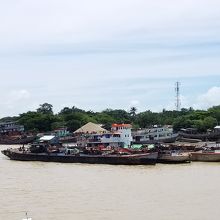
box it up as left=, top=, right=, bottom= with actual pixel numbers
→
left=0, top=0, right=220, bottom=117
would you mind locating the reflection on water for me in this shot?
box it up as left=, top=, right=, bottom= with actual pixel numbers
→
left=0, top=145, right=220, bottom=220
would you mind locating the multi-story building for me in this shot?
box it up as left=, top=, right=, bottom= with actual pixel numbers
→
left=76, top=123, right=132, bottom=147
left=0, top=122, right=24, bottom=134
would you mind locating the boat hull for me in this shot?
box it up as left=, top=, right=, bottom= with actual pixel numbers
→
left=1, top=149, right=158, bottom=165
left=179, top=131, right=220, bottom=141
left=0, top=136, right=36, bottom=145
left=157, top=153, right=191, bottom=163
left=190, top=152, right=220, bottom=162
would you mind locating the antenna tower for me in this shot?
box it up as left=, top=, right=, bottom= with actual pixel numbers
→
left=175, top=82, right=181, bottom=111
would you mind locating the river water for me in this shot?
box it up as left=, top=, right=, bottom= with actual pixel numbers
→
left=0, top=145, right=220, bottom=220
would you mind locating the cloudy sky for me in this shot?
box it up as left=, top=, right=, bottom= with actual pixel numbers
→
left=0, top=0, right=220, bottom=117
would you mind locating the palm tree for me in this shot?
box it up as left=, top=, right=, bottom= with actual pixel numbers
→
left=130, top=107, right=137, bottom=117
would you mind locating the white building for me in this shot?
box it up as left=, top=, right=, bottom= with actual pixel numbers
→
left=0, top=121, right=24, bottom=134
left=111, top=124, right=132, bottom=146
left=82, top=123, right=132, bottom=147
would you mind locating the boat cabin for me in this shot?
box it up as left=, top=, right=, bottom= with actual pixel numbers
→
left=132, top=125, right=176, bottom=143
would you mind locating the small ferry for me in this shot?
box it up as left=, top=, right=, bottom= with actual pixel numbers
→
left=132, top=125, right=178, bottom=144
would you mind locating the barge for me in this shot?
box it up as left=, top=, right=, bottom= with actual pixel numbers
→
left=157, top=151, right=191, bottom=163
left=1, top=148, right=158, bottom=165
left=190, top=151, right=220, bottom=162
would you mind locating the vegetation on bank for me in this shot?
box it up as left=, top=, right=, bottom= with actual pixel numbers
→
left=0, top=103, right=220, bottom=133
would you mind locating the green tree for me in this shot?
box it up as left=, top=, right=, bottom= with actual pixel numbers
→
left=66, top=119, right=82, bottom=132
left=129, top=107, right=137, bottom=117
left=37, top=103, right=53, bottom=115
left=203, top=116, right=218, bottom=130
left=94, top=113, right=115, bottom=130
left=191, top=120, right=205, bottom=132
left=208, top=105, right=220, bottom=123
left=59, top=107, right=72, bottom=115
left=102, top=109, right=131, bottom=123
left=136, top=111, right=159, bottom=128
left=18, top=111, right=56, bottom=132
left=173, top=116, right=193, bottom=131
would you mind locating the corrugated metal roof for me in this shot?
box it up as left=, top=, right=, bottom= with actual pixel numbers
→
left=39, top=135, right=55, bottom=141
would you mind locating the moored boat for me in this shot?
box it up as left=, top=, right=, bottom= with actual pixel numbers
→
left=132, top=125, right=178, bottom=144
left=157, top=151, right=191, bottom=163
left=1, top=147, right=158, bottom=165
left=179, top=130, right=220, bottom=142
left=190, top=150, right=220, bottom=162
left=0, top=135, right=36, bottom=145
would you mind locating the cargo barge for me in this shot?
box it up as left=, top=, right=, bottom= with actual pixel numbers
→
left=1, top=148, right=158, bottom=165
left=190, top=151, right=220, bottom=162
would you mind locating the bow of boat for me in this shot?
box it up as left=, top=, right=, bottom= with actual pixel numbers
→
left=1, top=149, right=11, bottom=158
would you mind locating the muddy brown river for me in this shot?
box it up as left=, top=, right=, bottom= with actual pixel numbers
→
left=0, top=145, right=220, bottom=220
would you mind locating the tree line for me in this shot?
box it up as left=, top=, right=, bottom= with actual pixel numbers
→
left=0, top=103, right=220, bottom=133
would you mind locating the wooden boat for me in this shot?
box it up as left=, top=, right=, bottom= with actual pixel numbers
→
left=179, top=131, right=220, bottom=141
left=0, top=136, right=36, bottom=145
left=1, top=148, right=158, bottom=165
left=157, top=151, right=191, bottom=163
left=190, top=150, right=220, bottom=162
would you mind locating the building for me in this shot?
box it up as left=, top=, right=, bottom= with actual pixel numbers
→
left=53, top=127, right=70, bottom=137
left=0, top=122, right=24, bottom=134
left=75, top=122, right=132, bottom=147
left=111, top=124, right=132, bottom=146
